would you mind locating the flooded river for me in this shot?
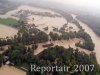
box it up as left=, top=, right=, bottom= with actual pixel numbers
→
left=0, top=65, right=26, bottom=75
left=72, top=15, right=100, bottom=64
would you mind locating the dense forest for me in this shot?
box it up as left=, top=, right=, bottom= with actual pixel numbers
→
left=27, top=46, right=100, bottom=75
left=1, top=45, right=100, bottom=75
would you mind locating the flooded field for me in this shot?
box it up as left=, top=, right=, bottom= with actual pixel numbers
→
left=0, top=24, right=18, bottom=38
left=78, top=20, right=100, bottom=64
left=0, top=5, right=61, bottom=20
left=0, top=65, right=26, bottom=75
left=0, top=5, right=79, bottom=75
left=0, top=5, right=92, bottom=56
left=34, top=38, right=91, bottom=55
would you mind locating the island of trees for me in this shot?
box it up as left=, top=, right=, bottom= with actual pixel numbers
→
left=0, top=7, right=99, bottom=75
left=0, top=19, right=99, bottom=75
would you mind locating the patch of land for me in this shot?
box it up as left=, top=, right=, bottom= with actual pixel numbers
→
left=0, top=18, right=17, bottom=26
left=34, top=38, right=91, bottom=55
left=0, top=5, right=93, bottom=56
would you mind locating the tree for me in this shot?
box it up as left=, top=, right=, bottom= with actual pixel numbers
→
left=76, top=30, right=95, bottom=51
left=35, top=31, right=48, bottom=43
left=49, top=32, right=59, bottom=41
left=32, top=44, right=38, bottom=51
left=61, top=32, right=69, bottom=40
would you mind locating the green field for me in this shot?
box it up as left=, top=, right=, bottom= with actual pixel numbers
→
left=0, top=18, right=17, bottom=26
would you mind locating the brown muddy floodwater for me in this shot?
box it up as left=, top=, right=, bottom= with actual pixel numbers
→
left=0, top=65, right=26, bottom=75
left=72, top=14, right=100, bottom=64
left=78, top=20, right=100, bottom=64
left=0, top=24, right=18, bottom=38
left=0, top=5, right=100, bottom=75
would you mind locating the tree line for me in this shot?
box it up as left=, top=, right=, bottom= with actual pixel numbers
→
left=27, top=46, right=100, bottom=75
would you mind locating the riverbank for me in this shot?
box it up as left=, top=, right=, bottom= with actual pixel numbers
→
left=76, top=18, right=100, bottom=64
left=77, top=15, right=100, bottom=37
left=0, top=5, right=99, bottom=75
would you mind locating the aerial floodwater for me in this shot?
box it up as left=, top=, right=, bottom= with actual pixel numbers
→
left=0, top=65, right=26, bottom=75
left=72, top=14, right=100, bottom=64
left=0, top=4, right=100, bottom=75
left=0, top=5, right=70, bottom=75
left=78, top=20, right=100, bottom=64
left=0, top=24, right=18, bottom=38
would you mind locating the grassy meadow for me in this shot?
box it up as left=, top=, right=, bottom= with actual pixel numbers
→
left=0, top=18, right=17, bottom=26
